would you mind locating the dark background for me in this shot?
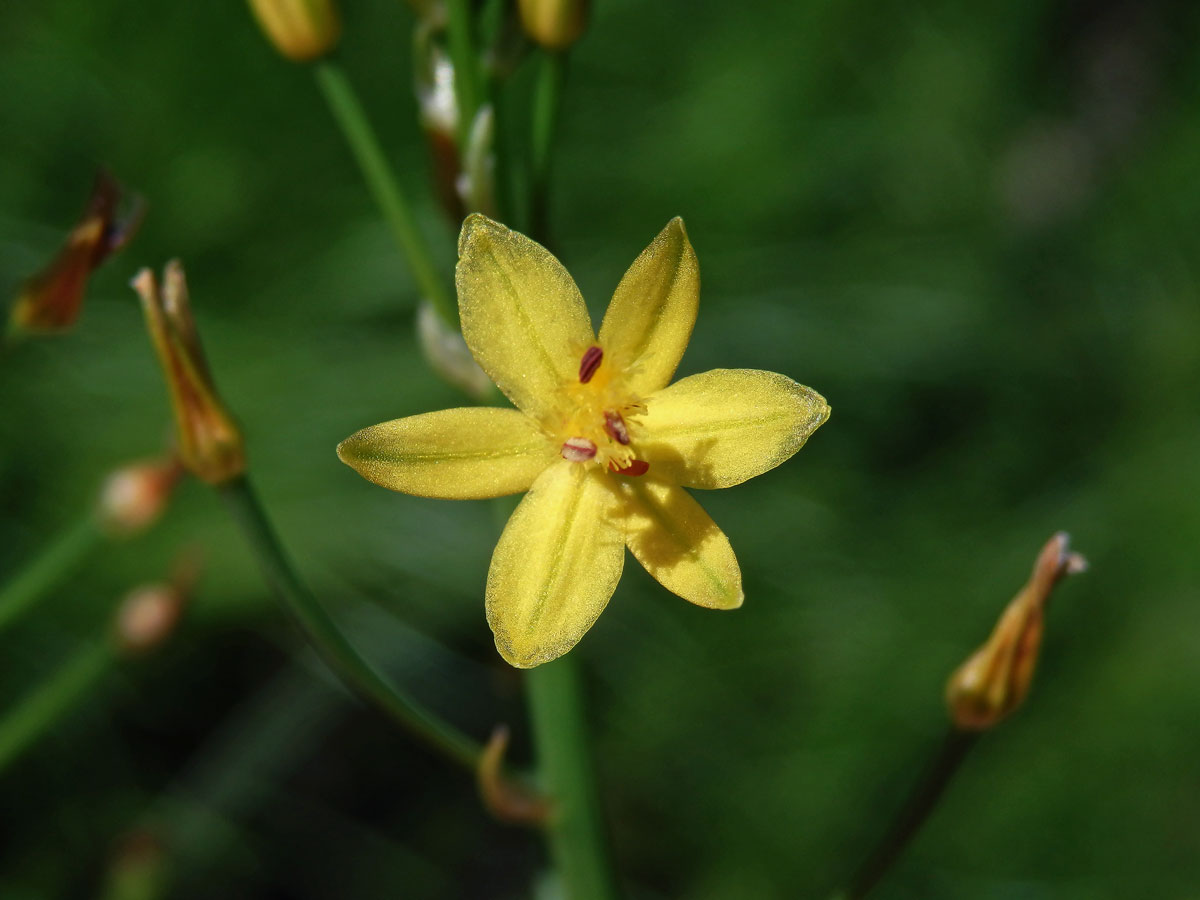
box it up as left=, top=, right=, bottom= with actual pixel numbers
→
left=2, top=1, right=1199, bottom=897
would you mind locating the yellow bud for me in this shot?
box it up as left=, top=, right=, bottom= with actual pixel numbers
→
left=517, top=0, right=589, bottom=51
left=132, top=261, right=246, bottom=485
left=248, top=0, right=341, bottom=63
left=9, top=171, right=143, bottom=336
left=476, top=725, right=552, bottom=825
left=946, top=532, right=1087, bottom=731
left=97, top=457, right=184, bottom=537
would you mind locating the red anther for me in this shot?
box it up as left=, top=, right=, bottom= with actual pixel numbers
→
left=603, top=410, right=630, bottom=445
left=608, top=459, right=649, bottom=477
left=578, top=346, right=603, bottom=383
left=561, top=437, right=598, bottom=462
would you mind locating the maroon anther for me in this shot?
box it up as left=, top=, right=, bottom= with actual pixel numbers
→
left=603, top=410, right=630, bottom=445
left=561, top=437, right=598, bottom=462
left=578, top=346, right=603, bottom=383
left=609, top=459, right=649, bottom=477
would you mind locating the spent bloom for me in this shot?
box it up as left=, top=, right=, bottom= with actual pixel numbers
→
left=9, top=170, right=143, bottom=335
left=946, top=531, right=1088, bottom=731
left=132, top=261, right=246, bottom=485
left=339, top=215, right=829, bottom=667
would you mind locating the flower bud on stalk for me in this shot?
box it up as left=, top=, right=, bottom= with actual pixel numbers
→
left=9, top=170, right=144, bottom=336
left=248, top=0, right=341, bottom=62
left=517, top=0, right=589, bottom=51
left=414, top=23, right=465, bottom=220
left=114, top=554, right=199, bottom=656
left=131, top=262, right=246, bottom=485
left=946, top=532, right=1087, bottom=731
left=97, top=456, right=185, bottom=537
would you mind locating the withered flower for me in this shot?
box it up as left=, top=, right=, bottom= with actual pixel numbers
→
left=132, top=262, right=245, bottom=485
left=9, top=171, right=143, bottom=335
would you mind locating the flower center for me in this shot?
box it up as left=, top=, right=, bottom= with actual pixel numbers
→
left=554, top=345, right=648, bottom=475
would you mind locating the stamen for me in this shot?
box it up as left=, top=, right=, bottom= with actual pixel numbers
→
left=609, top=459, right=649, bottom=477
left=603, top=410, right=630, bottom=445
left=561, top=437, right=597, bottom=462
left=578, top=346, right=603, bottom=383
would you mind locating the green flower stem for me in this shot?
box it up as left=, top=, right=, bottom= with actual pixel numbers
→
left=530, top=51, right=567, bottom=243
left=526, top=655, right=620, bottom=900
left=0, top=514, right=102, bottom=635
left=834, top=729, right=979, bottom=900
left=445, top=0, right=482, bottom=147
left=313, top=60, right=457, bottom=327
left=217, top=475, right=481, bottom=771
left=0, top=639, right=113, bottom=773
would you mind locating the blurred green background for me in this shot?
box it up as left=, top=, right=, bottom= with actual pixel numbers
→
left=3, top=1, right=1199, bottom=897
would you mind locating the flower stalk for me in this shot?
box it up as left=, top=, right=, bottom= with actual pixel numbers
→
left=834, top=729, right=978, bottom=900
left=530, top=51, right=567, bottom=243
left=526, top=655, right=620, bottom=900
left=0, top=639, right=113, bottom=773
left=313, top=60, right=458, bottom=326
left=445, top=0, right=483, bottom=148
left=0, top=514, right=102, bottom=636
left=217, top=474, right=483, bottom=771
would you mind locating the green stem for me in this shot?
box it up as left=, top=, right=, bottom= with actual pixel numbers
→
left=0, top=514, right=102, bottom=635
left=445, top=0, right=482, bottom=148
left=217, top=475, right=480, bottom=771
left=313, top=60, right=457, bottom=327
left=526, top=655, right=619, bottom=900
left=530, top=51, right=567, bottom=244
left=835, top=729, right=979, bottom=900
left=0, top=640, right=113, bottom=772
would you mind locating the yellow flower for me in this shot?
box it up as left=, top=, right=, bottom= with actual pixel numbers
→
left=338, top=215, right=830, bottom=668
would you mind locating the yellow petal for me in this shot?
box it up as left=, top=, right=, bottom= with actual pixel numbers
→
left=597, top=218, right=699, bottom=396
left=337, top=407, right=554, bottom=499
left=456, top=214, right=594, bottom=418
left=620, top=479, right=742, bottom=610
left=639, top=369, right=830, bottom=489
left=487, top=461, right=624, bottom=668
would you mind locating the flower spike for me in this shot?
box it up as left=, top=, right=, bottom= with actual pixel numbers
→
left=340, top=216, right=830, bottom=667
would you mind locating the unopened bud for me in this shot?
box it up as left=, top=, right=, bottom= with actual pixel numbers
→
left=477, top=725, right=552, bottom=825
left=517, top=0, right=589, bottom=51
left=132, top=261, right=246, bottom=485
left=97, top=457, right=184, bottom=537
left=946, top=532, right=1087, bottom=731
left=414, top=24, right=464, bottom=221
left=417, top=300, right=494, bottom=400
left=115, top=586, right=183, bottom=655
left=9, top=171, right=144, bottom=336
left=114, top=555, right=198, bottom=655
left=457, top=105, right=497, bottom=217
left=248, top=0, right=341, bottom=62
